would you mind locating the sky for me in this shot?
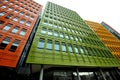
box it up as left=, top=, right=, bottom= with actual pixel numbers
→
left=34, top=0, right=120, bottom=34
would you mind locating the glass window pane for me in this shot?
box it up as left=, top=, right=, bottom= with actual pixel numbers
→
left=48, top=29, right=52, bottom=36
left=80, top=46, right=84, bottom=54
left=9, top=39, right=20, bottom=52
left=46, top=40, right=52, bottom=50
left=11, top=26, right=19, bottom=34
left=68, top=44, right=73, bottom=53
left=41, top=28, right=46, bottom=34
left=20, top=19, right=25, bottom=24
left=0, top=37, right=11, bottom=49
left=55, top=41, right=60, bottom=51
left=0, top=20, right=4, bottom=26
left=0, top=12, right=6, bottom=16
left=74, top=45, right=79, bottom=54
left=38, top=38, right=45, bottom=49
left=60, top=32, right=64, bottom=38
left=19, top=29, right=26, bottom=36
left=26, top=21, right=31, bottom=27
left=13, top=17, right=18, bottom=22
left=65, top=34, right=69, bottom=39
left=3, top=24, right=12, bottom=31
left=62, top=42, right=66, bottom=52
left=54, top=31, right=58, bottom=37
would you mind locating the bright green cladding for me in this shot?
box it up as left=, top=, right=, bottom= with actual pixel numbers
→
left=26, top=2, right=120, bottom=67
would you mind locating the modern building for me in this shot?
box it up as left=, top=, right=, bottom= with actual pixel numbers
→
left=26, top=2, right=120, bottom=80
left=0, top=0, right=42, bottom=68
left=86, top=20, right=120, bottom=62
left=101, top=21, right=120, bottom=40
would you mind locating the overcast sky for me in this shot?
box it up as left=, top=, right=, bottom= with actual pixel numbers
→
left=34, top=0, right=120, bottom=34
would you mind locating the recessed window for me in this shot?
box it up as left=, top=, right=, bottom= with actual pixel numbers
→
left=3, top=24, right=12, bottom=31
left=13, top=17, right=19, bottom=22
left=0, top=20, right=4, bottom=26
left=38, top=38, right=45, bottom=49
left=0, top=37, right=11, bottom=49
left=62, top=42, right=66, bottom=52
left=4, top=0, right=8, bottom=2
left=80, top=46, right=84, bottom=54
left=19, top=19, right=25, bottom=24
left=74, top=45, right=79, bottom=54
left=14, top=10, right=19, bottom=13
left=11, top=26, right=19, bottom=34
left=60, top=32, right=64, bottom=38
left=19, top=12, right=24, bottom=16
left=48, top=29, right=52, bottom=36
left=75, top=37, right=78, bottom=41
left=65, top=34, right=69, bottom=39
left=41, top=28, right=46, bottom=34
left=0, top=12, right=6, bottom=16
left=0, top=5, right=7, bottom=8
left=19, top=29, right=26, bottom=36
left=54, top=31, right=58, bottom=37
left=10, top=2, right=14, bottom=5
left=25, top=14, right=29, bottom=18
left=26, top=21, right=31, bottom=27
left=7, top=7, right=13, bottom=11
left=54, top=41, right=60, bottom=51
left=46, top=40, right=52, bottom=50
left=68, top=44, right=73, bottom=53
left=9, top=39, right=20, bottom=52
left=30, top=16, right=34, bottom=20
left=5, top=14, right=12, bottom=19
left=70, top=35, right=74, bottom=40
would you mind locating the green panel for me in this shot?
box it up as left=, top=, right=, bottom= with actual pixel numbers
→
left=26, top=2, right=120, bottom=67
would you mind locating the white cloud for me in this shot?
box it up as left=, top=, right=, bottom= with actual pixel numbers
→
left=34, top=0, right=120, bottom=33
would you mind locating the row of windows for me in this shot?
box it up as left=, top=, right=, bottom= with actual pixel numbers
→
left=38, top=38, right=112, bottom=58
left=0, top=10, right=35, bottom=21
left=0, top=23, right=26, bottom=36
left=40, top=27, right=104, bottom=46
left=1, top=0, right=40, bottom=14
left=0, top=36, right=20, bottom=52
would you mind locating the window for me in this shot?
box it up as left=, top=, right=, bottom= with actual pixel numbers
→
left=11, top=26, right=19, bottom=34
left=13, top=17, right=18, bottom=22
left=79, top=37, right=82, bottom=42
left=60, top=32, right=64, bottom=38
left=0, top=20, right=4, bottom=26
left=54, top=41, right=60, bottom=51
left=3, top=24, right=12, bottom=31
left=80, top=46, right=84, bottom=54
left=9, top=39, right=20, bottom=52
left=68, top=28, right=70, bottom=32
left=70, top=35, right=74, bottom=40
left=0, top=5, right=7, bottom=8
left=19, top=12, right=24, bottom=15
left=54, top=31, right=58, bottom=37
left=20, top=19, right=25, bottom=24
left=0, top=12, right=6, bottom=16
left=5, top=14, right=12, bottom=19
left=68, top=44, right=73, bottom=53
left=14, top=10, right=19, bottom=13
left=19, top=29, right=26, bottom=36
left=75, top=37, right=78, bottom=41
left=63, top=27, right=66, bottom=31
left=0, top=37, right=11, bottom=49
left=41, top=28, right=46, bottom=34
left=74, top=45, right=79, bottom=54
left=8, top=7, right=13, bottom=11
left=25, top=14, right=29, bottom=18
left=26, top=21, right=31, bottom=27
left=10, top=2, right=14, bottom=5
left=46, top=40, right=52, bottom=50
left=48, top=29, right=52, bottom=36
left=38, top=38, right=45, bottom=49
left=30, top=16, right=34, bottom=20
left=62, top=42, right=66, bottom=52
left=65, top=34, right=69, bottom=39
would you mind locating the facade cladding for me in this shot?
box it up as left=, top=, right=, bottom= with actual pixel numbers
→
left=101, top=22, right=120, bottom=40
left=0, top=0, right=42, bottom=67
left=86, top=21, right=120, bottom=61
left=26, top=2, right=120, bottom=67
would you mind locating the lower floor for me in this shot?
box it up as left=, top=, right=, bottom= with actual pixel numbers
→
left=0, top=65, right=120, bottom=80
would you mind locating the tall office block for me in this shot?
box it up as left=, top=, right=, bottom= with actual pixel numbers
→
left=101, top=22, right=120, bottom=40
left=86, top=20, right=120, bottom=61
left=0, top=0, right=42, bottom=67
left=27, top=2, right=119, bottom=67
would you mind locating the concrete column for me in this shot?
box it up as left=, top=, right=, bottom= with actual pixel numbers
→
left=76, top=68, right=81, bottom=80
left=39, top=65, right=44, bottom=80
left=99, top=69, right=107, bottom=80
